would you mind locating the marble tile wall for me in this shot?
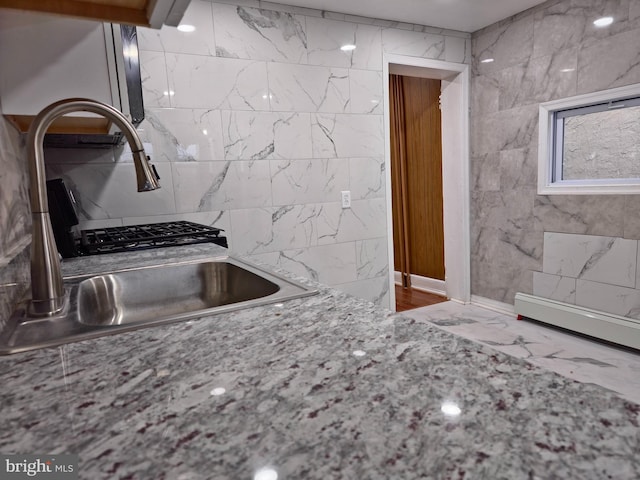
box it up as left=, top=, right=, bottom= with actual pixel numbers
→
left=0, top=104, right=30, bottom=327
left=535, top=232, right=640, bottom=318
left=42, top=0, right=470, bottom=308
left=470, top=0, right=640, bottom=314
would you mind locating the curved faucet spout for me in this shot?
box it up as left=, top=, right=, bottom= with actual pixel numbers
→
left=27, top=98, right=160, bottom=316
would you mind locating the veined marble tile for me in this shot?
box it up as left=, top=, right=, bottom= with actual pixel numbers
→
left=139, top=50, right=171, bottom=108
left=172, top=160, right=272, bottom=212
left=270, top=159, right=349, bottom=205
left=533, top=272, right=577, bottom=304
left=575, top=279, right=640, bottom=319
left=221, top=111, right=312, bottom=159
left=498, top=48, right=577, bottom=110
left=336, top=275, right=390, bottom=308
left=471, top=259, right=534, bottom=304
left=533, top=195, right=625, bottom=237
left=632, top=1, right=640, bottom=22
left=316, top=198, right=386, bottom=245
left=122, top=211, right=230, bottom=232
left=212, top=3, right=307, bottom=63
left=445, top=35, right=470, bottom=64
left=381, top=28, right=445, bottom=60
left=470, top=104, right=538, bottom=156
left=470, top=153, right=501, bottom=192
left=137, top=0, right=215, bottom=55
left=165, top=54, right=270, bottom=111
left=355, top=237, right=388, bottom=280
left=472, top=15, right=533, bottom=74
left=470, top=72, right=500, bottom=118
left=250, top=242, right=357, bottom=285
left=230, top=205, right=318, bottom=255
left=499, top=147, right=537, bottom=190
left=542, top=232, right=637, bottom=288
left=141, top=108, right=224, bottom=162
left=306, top=17, right=382, bottom=71
left=46, top=163, right=176, bottom=221
left=349, top=70, right=383, bottom=114
left=267, top=63, right=349, bottom=113
left=348, top=157, right=385, bottom=200
left=623, top=196, right=640, bottom=239
left=533, top=0, right=633, bottom=59
left=576, top=28, right=640, bottom=94
left=311, top=113, right=383, bottom=158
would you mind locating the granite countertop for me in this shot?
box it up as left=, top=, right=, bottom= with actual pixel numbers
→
left=1, top=245, right=639, bottom=479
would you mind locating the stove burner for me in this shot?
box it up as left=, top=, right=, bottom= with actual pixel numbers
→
left=78, top=221, right=227, bottom=255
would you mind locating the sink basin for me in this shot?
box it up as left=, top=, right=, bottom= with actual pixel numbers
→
left=0, top=256, right=317, bottom=354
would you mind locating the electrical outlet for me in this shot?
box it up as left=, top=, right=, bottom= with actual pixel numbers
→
left=341, top=190, right=351, bottom=209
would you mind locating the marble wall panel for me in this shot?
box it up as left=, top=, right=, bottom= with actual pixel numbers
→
left=166, top=54, right=270, bottom=111
left=311, top=113, right=384, bottom=158
left=575, top=279, right=640, bottom=319
left=576, top=28, right=640, bottom=94
left=270, top=159, right=349, bottom=206
left=348, top=70, right=383, bottom=114
left=306, top=18, right=382, bottom=70
left=172, top=161, right=272, bottom=212
left=348, top=157, right=385, bottom=200
left=221, top=111, right=313, bottom=159
left=532, top=272, right=576, bottom=304
left=445, top=36, right=471, bottom=64
left=249, top=242, right=358, bottom=286
left=471, top=0, right=640, bottom=311
left=212, top=3, right=308, bottom=63
left=138, top=50, right=171, bottom=108
left=542, top=233, right=637, bottom=288
left=230, top=205, right=318, bottom=255
left=138, top=0, right=216, bottom=55
left=316, top=198, right=387, bottom=245
left=381, top=29, right=445, bottom=59
left=336, top=275, right=390, bottom=306
left=141, top=108, right=225, bottom=162
left=267, top=63, right=349, bottom=113
left=355, top=237, right=388, bottom=280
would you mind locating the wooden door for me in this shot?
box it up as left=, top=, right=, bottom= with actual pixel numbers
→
left=390, top=74, right=445, bottom=281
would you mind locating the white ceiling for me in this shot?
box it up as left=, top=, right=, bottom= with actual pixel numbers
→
left=274, top=0, right=548, bottom=33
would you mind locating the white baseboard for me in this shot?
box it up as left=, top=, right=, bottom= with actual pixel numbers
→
left=514, top=293, right=640, bottom=350
left=394, top=271, right=446, bottom=296
left=470, top=295, right=516, bottom=316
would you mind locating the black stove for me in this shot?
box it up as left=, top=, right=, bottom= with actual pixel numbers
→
left=77, top=221, right=228, bottom=256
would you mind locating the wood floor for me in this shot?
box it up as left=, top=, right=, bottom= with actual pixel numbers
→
left=395, top=285, right=448, bottom=312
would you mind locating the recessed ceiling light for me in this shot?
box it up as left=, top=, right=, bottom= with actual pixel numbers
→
left=593, top=16, right=613, bottom=27
left=480, top=58, right=494, bottom=63
left=177, top=24, right=196, bottom=32
left=340, top=44, right=356, bottom=51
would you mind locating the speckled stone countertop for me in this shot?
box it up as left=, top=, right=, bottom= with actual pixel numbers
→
left=1, top=245, right=639, bottom=479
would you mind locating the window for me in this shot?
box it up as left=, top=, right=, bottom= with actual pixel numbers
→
left=538, top=83, right=640, bottom=195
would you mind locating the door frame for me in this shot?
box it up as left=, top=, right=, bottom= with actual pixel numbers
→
left=383, top=54, right=470, bottom=309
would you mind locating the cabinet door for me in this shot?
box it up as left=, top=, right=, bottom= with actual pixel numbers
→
left=0, top=9, right=120, bottom=132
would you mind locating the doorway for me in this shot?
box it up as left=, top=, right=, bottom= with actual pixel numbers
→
left=382, top=55, right=470, bottom=311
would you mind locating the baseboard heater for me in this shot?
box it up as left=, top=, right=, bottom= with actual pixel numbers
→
left=514, top=293, right=640, bottom=350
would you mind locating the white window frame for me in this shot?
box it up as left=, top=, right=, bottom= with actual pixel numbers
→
left=538, top=83, right=640, bottom=195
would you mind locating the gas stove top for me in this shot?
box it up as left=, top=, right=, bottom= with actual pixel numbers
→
left=77, top=221, right=227, bottom=256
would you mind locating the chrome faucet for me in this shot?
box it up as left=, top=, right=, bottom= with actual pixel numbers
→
left=26, top=98, right=160, bottom=316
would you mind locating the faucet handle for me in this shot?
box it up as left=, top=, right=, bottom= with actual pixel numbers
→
left=147, top=156, right=161, bottom=180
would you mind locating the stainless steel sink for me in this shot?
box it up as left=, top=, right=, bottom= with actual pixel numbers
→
left=0, top=256, right=317, bottom=355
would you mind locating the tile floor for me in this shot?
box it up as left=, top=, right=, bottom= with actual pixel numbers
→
left=401, top=301, right=640, bottom=404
